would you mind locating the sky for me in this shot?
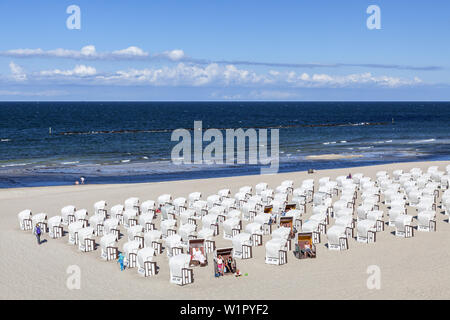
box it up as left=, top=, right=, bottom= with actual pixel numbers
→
left=0, top=0, right=449, bottom=101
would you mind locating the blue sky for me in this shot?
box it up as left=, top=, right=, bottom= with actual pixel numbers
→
left=0, top=0, right=448, bottom=100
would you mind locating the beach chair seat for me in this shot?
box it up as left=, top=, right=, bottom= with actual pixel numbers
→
left=265, top=238, right=288, bottom=265
left=61, top=205, right=76, bottom=225
left=18, top=209, right=32, bottom=231
left=201, top=213, right=219, bottom=235
left=217, top=189, right=231, bottom=200
left=206, top=194, right=221, bottom=208
left=395, top=215, right=414, bottom=237
left=260, top=189, right=274, bottom=204
left=180, top=209, right=197, bottom=225
left=178, top=223, right=197, bottom=243
left=123, top=240, right=140, bottom=267
left=32, top=213, right=48, bottom=233
left=356, top=220, right=377, bottom=243
left=327, top=225, right=349, bottom=250
left=157, top=194, right=172, bottom=208
left=165, top=234, right=184, bottom=257
left=100, top=234, right=118, bottom=260
left=78, top=227, right=95, bottom=252
left=110, top=204, right=124, bottom=223
left=188, top=192, right=202, bottom=205
left=141, top=200, right=157, bottom=216
left=144, top=230, right=163, bottom=253
left=223, top=217, right=241, bottom=240
left=103, top=218, right=119, bottom=239
left=137, top=247, right=157, bottom=277
left=127, top=225, right=144, bottom=249
left=89, top=214, right=105, bottom=236
left=68, top=221, right=84, bottom=245
left=48, top=216, right=63, bottom=238
left=122, top=209, right=138, bottom=228
left=221, top=197, right=237, bottom=212
left=417, top=211, right=436, bottom=232
left=94, top=200, right=107, bottom=218
left=124, top=197, right=140, bottom=213
left=255, top=182, right=268, bottom=195
left=232, top=233, right=253, bottom=259
left=169, top=254, right=193, bottom=285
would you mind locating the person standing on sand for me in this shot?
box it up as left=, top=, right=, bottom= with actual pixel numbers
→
left=118, top=253, right=125, bottom=271
left=80, top=176, right=85, bottom=184
left=34, top=224, right=42, bottom=245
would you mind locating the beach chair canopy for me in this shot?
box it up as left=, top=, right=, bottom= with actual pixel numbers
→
left=78, top=227, right=94, bottom=243
left=265, top=238, right=287, bottom=258
left=169, top=254, right=191, bottom=277
left=271, top=226, right=291, bottom=240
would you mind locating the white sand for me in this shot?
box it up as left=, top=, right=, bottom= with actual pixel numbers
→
left=1, top=160, right=450, bottom=300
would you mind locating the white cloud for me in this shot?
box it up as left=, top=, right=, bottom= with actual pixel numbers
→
left=9, top=61, right=27, bottom=81
left=40, top=65, right=97, bottom=77
left=6, top=61, right=423, bottom=89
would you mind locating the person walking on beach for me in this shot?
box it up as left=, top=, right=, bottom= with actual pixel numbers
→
left=80, top=176, right=85, bottom=184
left=34, top=224, right=42, bottom=245
left=118, top=253, right=125, bottom=271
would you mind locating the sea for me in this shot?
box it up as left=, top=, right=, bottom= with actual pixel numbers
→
left=0, top=101, right=449, bottom=188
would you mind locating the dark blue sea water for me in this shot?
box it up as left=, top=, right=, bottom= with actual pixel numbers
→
left=0, top=102, right=449, bottom=188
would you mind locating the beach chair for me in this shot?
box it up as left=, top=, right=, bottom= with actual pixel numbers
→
left=179, top=223, right=197, bottom=243
left=110, top=204, right=124, bottom=224
left=161, top=219, right=177, bottom=238
left=61, top=205, right=76, bottom=225
left=301, top=220, right=321, bottom=244
left=221, top=197, right=237, bottom=213
left=123, top=209, right=138, bottom=228
left=74, top=209, right=88, bottom=227
left=137, top=247, right=157, bottom=277
left=201, top=213, right=219, bottom=236
left=188, top=239, right=208, bottom=267
left=127, top=225, right=144, bottom=248
left=32, top=213, right=48, bottom=233
left=356, top=220, right=377, bottom=243
left=157, top=194, right=173, bottom=208
left=239, top=186, right=253, bottom=198
left=265, top=238, right=288, bottom=265
left=188, top=192, right=202, bottom=206
left=214, top=248, right=236, bottom=276
left=223, top=217, right=242, bottom=240
left=144, top=230, right=163, bottom=254
left=89, top=214, right=105, bottom=236
left=244, top=222, right=264, bottom=246
left=48, top=216, right=63, bottom=239
left=180, top=209, right=197, bottom=225
left=94, top=200, right=107, bottom=218
left=293, top=233, right=317, bottom=259
left=261, top=189, right=275, bottom=204
left=100, top=234, right=118, bottom=260
left=242, top=201, right=258, bottom=221
left=327, top=225, right=349, bottom=250
left=218, top=189, right=231, bottom=200
left=78, top=227, right=95, bottom=252
left=141, top=200, right=157, bottom=216
left=165, top=234, right=184, bottom=257
left=173, top=197, right=187, bottom=215
left=234, top=192, right=248, bottom=208
left=169, top=254, right=193, bottom=285
left=255, top=182, right=268, bottom=195
left=232, top=233, right=253, bottom=259
left=18, top=209, right=32, bottom=231
left=138, top=213, right=155, bottom=232
left=104, top=218, right=120, bottom=240
left=417, top=211, right=436, bottom=232
left=192, top=200, right=208, bottom=217
left=284, top=209, right=303, bottom=230
left=124, top=197, right=140, bottom=214
left=206, top=194, right=221, bottom=208
left=68, top=221, right=84, bottom=245
left=366, top=210, right=385, bottom=232
left=122, top=240, right=141, bottom=268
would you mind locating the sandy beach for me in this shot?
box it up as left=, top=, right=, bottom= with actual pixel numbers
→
left=2, top=160, right=450, bottom=300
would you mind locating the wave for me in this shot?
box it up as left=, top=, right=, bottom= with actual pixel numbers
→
left=1, top=139, right=11, bottom=142
left=408, top=139, right=436, bottom=144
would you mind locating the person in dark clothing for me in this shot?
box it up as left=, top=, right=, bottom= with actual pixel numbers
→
left=34, top=225, right=42, bottom=245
